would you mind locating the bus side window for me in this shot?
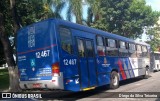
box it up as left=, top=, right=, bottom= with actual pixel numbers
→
left=77, top=39, right=85, bottom=57
left=125, top=42, right=129, bottom=49
left=142, top=45, right=148, bottom=57
left=59, top=27, right=73, bottom=54
left=96, top=36, right=105, bottom=56
left=119, top=41, right=128, bottom=57
left=106, top=39, right=118, bottom=56
left=125, top=42, right=129, bottom=56
left=86, top=40, right=94, bottom=57
left=129, top=43, right=136, bottom=58
left=136, top=45, right=142, bottom=58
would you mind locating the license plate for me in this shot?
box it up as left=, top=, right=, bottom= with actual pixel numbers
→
left=33, top=83, right=41, bottom=88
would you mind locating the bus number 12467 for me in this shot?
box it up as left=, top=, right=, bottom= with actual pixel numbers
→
left=63, top=59, right=77, bottom=66
left=36, top=50, right=50, bottom=58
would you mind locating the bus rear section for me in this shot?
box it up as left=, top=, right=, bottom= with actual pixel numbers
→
left=152, top=52, right=160, bottom=71
left=17, top=19, right=64, bottom=90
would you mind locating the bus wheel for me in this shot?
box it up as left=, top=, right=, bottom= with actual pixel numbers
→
left=143, top=67, right=149, bottom=79
left=110, top=71, right=119, bottom=89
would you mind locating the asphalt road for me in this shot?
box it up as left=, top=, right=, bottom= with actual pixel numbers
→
left=40, top=71, right=160, bottom=101
left=1, top=71, right=160, bottom=101
left=78, top=71, right=160, bottom=101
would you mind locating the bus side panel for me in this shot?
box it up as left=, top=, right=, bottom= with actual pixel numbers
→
left=125, top=58, right=135, bottom=78
left=60, top=55, right=80, bottom=91
left=129, top=57, right=150, bottom=77
left=116, top=57, right=136, bottom=80
left=129, top=58, right=138, bottom=77
left=95, top=54, right=149, bottom=87
left=96, top=56, right=134, bottom=86
left=56, top=25, right=80, bottom=91
left=96, top=57, right=111, bottom=86
left=60, top=28, right=98, bottom=91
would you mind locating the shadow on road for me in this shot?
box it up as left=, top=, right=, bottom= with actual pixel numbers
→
left=119, top=75, right=152, bottom=87
left=40, top=76, right=152, bottom=100
left=1, top=76, right=153, bottom=100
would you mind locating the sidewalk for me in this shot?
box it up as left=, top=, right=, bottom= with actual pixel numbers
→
left=0, top=89, right=9, bottom=92
left=0, top=66, right=8, bottom=69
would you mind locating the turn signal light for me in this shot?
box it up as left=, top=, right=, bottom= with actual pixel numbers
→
left=52, top=62, right=60, bottom=76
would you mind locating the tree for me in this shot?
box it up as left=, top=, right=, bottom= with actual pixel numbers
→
left=0, top=0, right=10, bottom=66
left=15, top=0, right=51, bottom=26
left=128, top=0, right=160, bottom=38
left=67, top=0, right=83, bottom=24
left=147, top=22, right=160, bottom=51
left=101, top=0, right=160, bottom=39
left=0, top=39, right=5, bottom=66
left=0, top=0, right=19, bottom=92
left=0, top=13, right=19, bottom=92
left=102, top=0, right=132, bottom=36
left=0, top=0, right=57, bottom=92
left=86, top=0, right=107, bottom=30
left=50, top=0, right=65, bottom=19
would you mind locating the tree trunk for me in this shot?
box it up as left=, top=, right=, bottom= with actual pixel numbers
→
left=10, top=0, right=20, bottom=33
left=0, top=13, right=21, bottom=92
left=8, top=66, right=21, bottom=92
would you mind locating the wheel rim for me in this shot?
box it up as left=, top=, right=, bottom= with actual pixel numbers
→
left=113, top=76, right=118, bottom=86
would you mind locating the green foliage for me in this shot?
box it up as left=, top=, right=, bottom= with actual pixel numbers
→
left=0, top=69, right=9, bottom=90
left=86, top=0, right=108, bottom=30
left=100, top=0, right=160, bottom=39
left=0, top=42, right=5, bottom=65
left=0, top=0, right=60, bottom=65
left=0, top=0, right=57, bottom=35
left=147, top=23, right=160, bottom=51
left=0, top=0, right=13, bottom=36
left=15, top=0, right=54, bottom=26
left=51, top=0, right=65, bottom=19
left=67, top=0, right=83, bottom=24
left=0, top=0, right=12, bottom=64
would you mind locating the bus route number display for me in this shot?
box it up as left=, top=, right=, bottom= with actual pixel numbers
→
left=36, top=50, right=50, bottom=58
left=63, top=59, right=77, bottom=66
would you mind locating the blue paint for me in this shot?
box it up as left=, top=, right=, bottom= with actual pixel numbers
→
left=30, top=59, right=35, bottom=67
left=17, top=19, right=150, bottom=91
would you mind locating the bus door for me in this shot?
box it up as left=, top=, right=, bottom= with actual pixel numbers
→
left=76, top=38, right=97, bottom=89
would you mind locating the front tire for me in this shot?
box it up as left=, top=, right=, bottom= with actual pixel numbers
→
left=110, top=71, right=119, bottom=89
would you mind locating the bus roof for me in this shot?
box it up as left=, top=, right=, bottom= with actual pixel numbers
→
left=18, top=18, right=150, bottom=46
left=57, top=19, right=149, bottom=46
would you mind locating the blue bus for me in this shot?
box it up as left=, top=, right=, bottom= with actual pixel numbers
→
left=17, top=19, right=150, bottom=91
